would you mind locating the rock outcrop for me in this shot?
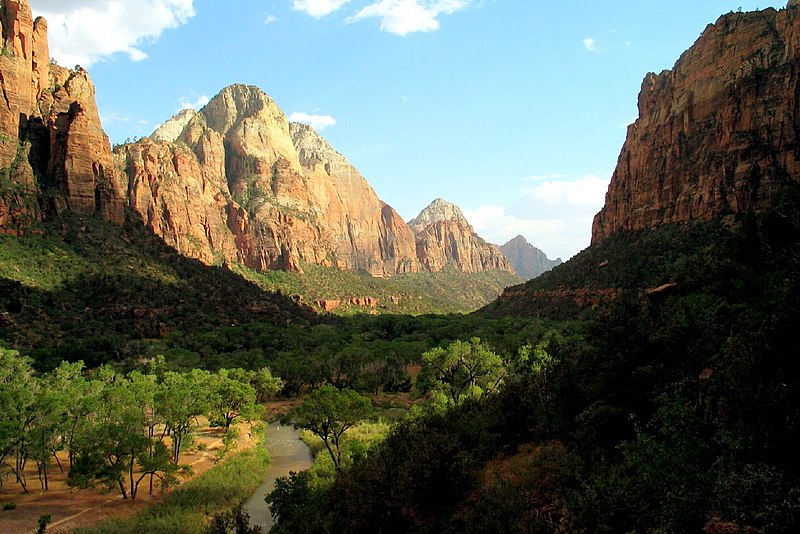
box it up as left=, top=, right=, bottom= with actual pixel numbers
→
left=499, top=235, right=561, bottom=279
left=0, top=0, right=125, bottom=232
left=410, top=198, right=515, bottom=273
left=593, top=1, right=800, bottom=242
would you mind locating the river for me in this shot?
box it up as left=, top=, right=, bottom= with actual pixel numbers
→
left=243, top=424, right=313, bottom=532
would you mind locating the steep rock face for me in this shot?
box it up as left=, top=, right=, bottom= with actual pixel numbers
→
left=117, top=85, right=422, bottom=275
left=117, top=137, right=236, bottom=265
left=291, top=122, right=419, bottom=275
left=593, top=1, right=800, bottom=242
left=499, top=235, right=562, bottom=279
left=410, top=198, right=515, bottom=273
left=0, top=0, right=124, bottom=231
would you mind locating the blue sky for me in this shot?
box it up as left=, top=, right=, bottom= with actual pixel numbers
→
left=30, top=0, right=784, bottom=260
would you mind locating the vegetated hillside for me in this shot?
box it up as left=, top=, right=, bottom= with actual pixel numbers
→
left=266, top=187, right=800, bottom=534
left=0, top=210, right=522, bottom=368
left=236, top=263, right=523, bottom=315
left=484, top=215, right=742, bottom=318
left=0, top=213, right=319, bottom=369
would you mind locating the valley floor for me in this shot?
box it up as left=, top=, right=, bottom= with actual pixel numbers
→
left=0, top=418, right=260, bottom=534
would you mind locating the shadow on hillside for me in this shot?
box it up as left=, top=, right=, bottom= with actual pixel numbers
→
left=0, top=213, right=321, bottom=368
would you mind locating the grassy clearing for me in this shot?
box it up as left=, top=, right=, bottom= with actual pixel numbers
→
left=76, top=433, right=270, bottom=534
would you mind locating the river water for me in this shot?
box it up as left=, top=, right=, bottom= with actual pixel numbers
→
left=243, top=424, right=313, bottom=532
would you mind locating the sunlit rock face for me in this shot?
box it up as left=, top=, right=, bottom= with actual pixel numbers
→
left=1, top=0, right=124, bottom=232
left=117, top=84, right=422, bottom=275
left=410, top=198, right=515, bottom=274
left=593, top=1, right=800, bottom=242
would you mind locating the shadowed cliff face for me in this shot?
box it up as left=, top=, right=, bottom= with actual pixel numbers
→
left=593, top=1, right=800, bottom=242
left=0, top=0, right=125, bottom=232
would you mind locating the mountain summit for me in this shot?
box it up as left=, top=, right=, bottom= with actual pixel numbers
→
left=409, top=199, right=514, bottom=274
left=408, top=198, right=470, bottom=233
left=117, top=83, right=419, bottom=276
left=499, top=235, right=561, bottom=279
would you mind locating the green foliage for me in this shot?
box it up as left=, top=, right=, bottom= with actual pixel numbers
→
left=288, top=385, right=374, bottom=469
left=419, top=338, right=505, bottom=405
left=207, top=369, right=263, bottom=432
left=266, top=204, right=800, bottom=533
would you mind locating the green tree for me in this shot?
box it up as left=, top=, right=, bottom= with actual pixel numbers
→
left=288, top=385, right=373, bottom=469
left=208, top=369, right=262, bottom=432
left=0, top=348, right=37, bottom=492
left=249, top=366, right=282, bottom=402
left=420, top=338, right=505, bottom=405
left=157, top=369, right=211, bottom=464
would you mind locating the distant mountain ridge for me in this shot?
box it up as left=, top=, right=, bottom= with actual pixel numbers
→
left=499, top=235, right=561, bottom=279
left=0, top=0, right=519, bottom=281
left=117, top=87, right=520, bottom=277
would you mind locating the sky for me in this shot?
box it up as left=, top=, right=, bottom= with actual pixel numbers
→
left=29, top=0, right=784, bottom=261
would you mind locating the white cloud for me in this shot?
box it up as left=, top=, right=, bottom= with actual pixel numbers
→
left=289, top=112, right=337, bottom=131
left=525, top=174, right=609, bottom=207
left=582, top=37, right=598, bottom=52
left=264, top=14, right=278, bottom=24
left=292, top=0, right=352, bottom=18
left=349, top=0, right=468, bottom=36
left=179, top=95, right=209, bottom=110
left=30, top=0, right=195, bottom=67
left=463, top=174, right=611, bottom=260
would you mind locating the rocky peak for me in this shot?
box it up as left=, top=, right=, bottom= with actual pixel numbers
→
left=409, top=198, right=470, bottom=233
left=201, top=84, right=286, bottom=135
left=290, top=122, right=348, bottom=170
left=410, top=198, right=515, bottom=274
left=593, top=2, right=800, bottom=242
left=151, top=108, right=198, bottom=143
left=499, top=235, right=562, bottom=280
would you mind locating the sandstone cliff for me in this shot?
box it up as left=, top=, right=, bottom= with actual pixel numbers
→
left=593, top=0, right=800, bottom=242
left=410, top=198, right=515, bottom=273
left=0, top=0, right=125, bottom=232
left=499, top=235, right=561, bottom=279
left=116, top=85, right=423, bottom=275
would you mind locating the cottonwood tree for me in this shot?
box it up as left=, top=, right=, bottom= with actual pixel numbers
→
left=420, top=338, right=505, bottom=405
left=288, top=385, right=373, bottom=469
left=157, top=369, right=211, bottom=464
left=208, top=369, right=263, bottom=432
left=0, top=348, right=37, bottom=492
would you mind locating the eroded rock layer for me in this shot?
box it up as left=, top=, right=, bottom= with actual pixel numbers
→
left=593, top=1, right=800, bottom=242
left=116, top=85, right=424, bottom=275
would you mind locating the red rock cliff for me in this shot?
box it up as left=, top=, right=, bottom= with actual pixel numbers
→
left=593, top=1, right=800, bottom=242
left=410, top=198, right=515, bottom=274
left=117, top=85, right=422, bottom=275
left=0, top=0, right=124, bottom=231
